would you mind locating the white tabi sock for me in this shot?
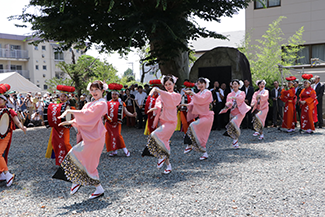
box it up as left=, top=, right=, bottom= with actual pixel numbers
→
left=166, top=163, right=172, bottom=171
left=0, top=172, right=5, bottom=180
left=202, top=152, right=208, bottom=158
left=122, top=148, right=128, bottom=154
left=94, top=184, right=104, bottom=194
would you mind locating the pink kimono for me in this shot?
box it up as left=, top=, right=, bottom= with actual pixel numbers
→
left=224, top=91, right=251, bottom=139
left=251, top=89, right=269, bottom=133
left=147, top=91, right=181, bottom=159
left=61, top=98, right=108, bottom=186
left=186, top=89, right=214, bottom=152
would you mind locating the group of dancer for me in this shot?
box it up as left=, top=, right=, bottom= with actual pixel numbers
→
left=0, top=73, right=320, bottom=200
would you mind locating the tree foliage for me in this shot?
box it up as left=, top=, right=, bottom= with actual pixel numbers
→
left=49, top=54, right=118, bottom=97
left=13, top=0, right=250, bottom=85
left=238, top=16, right=305, bottom=90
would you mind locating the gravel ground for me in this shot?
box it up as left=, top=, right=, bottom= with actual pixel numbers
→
left=1, top=125, right=325, bottom=216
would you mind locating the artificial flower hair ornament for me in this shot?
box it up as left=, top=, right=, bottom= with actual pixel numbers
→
left=160, top=75, right=166, bottom=85
left=103, top=82, right=108, bottom=91
left=204, top=78, right=210, bottom=89
left=238, top=80, right=244, bottom=89
left=255, top=80, right=266, bottom=86
left=86, top=82, right=92, bottom=91
left=160, top=75, right=178, bottom=84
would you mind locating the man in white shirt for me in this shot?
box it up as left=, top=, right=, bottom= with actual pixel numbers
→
left=135, top=86, right=147, bottom=129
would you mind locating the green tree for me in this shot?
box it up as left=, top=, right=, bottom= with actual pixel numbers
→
left=123, top=68, right=134, bottom=77
left=238, top=16, right=305, bottom=90
left=14, top=0, right=250, bottom=86
left=55, top=54, right=119, bottom=99
left=45, top=77, right=73, bottom=94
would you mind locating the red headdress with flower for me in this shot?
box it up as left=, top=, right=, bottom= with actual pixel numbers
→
left=0, top=84, right=10, bottom=94
left=183, top=81, right=195, bottom=88
left=285, top=76, right=296, bottom=81
left=57, top=85, right=76, bottom=93
left=149, top=79, right=162, bottom=87
left=108, top=83, right=123, bottom=91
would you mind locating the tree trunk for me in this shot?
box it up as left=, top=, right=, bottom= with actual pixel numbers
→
left=140, top=63, right=146, bottom=83
left=158, top=49, right=189, bottom=89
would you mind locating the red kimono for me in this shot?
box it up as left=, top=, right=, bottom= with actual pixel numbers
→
left=281, top=87, right=297, bottom=129
left=180, top=94, right=193, bottom=134
left=299, top=86, right=318, bottom=131
left=0, top=107, right=17, bottom=173
left=105, top=99, right=126, bottom=152
left=144, top=95, right=158, bottom=134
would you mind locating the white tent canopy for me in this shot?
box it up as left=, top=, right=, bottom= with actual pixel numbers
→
left=0, top=72, right=41, bottom=93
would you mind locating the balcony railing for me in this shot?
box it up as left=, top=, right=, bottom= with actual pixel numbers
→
left=0, top=48, right=29, bottom=59
left=0, top=69, right=30, bottom=79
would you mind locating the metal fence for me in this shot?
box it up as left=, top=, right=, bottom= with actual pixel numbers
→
left=0, top=48, right=29, bottom=59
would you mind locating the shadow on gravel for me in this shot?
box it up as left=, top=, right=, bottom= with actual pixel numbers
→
left=57, top=199, right=112, bottom=216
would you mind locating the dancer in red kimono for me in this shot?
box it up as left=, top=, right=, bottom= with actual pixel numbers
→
left=105, top=83, right=137, bottom=157
left=145, top=75, right=181, bottom=174
left=181, top=78, right=214, bottom=160
left=299, top=74, right=318, bottom=134
left=44, top=85, right=75, bottom=165
left=180, top=81, right=195, bottom=136
left=144, top=79, right=161, bottom=134
left=251, top=80, right=269, bottom=140
left=0, top=84, right=27, bottom=187
left=281, top=76, right=297, bottom=132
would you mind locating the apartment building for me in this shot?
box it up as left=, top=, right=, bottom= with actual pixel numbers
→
left=0, top=33, right=83, bottom=90
left=246, top=0, right=325, bottom=79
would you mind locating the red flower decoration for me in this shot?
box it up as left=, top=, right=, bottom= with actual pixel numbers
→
left=57, top=85, right=75, bottom=93
left=285, top=76, right=296, bottom=81
left=183, top=81, right=195, bottom=88
left=108, top=83, right=123, bottom=91
left=149, top=79, right=162, bottom=85
left=0, top=84, right=10, bottom=94
left=302, top=74, right=313, bottom=80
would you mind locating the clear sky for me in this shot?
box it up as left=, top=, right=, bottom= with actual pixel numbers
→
left=0, top=0, right=245, bottom=80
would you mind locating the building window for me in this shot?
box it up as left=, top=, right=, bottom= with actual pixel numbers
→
left=34, top=46, right=38, bottom=50
left=43, top=65, right=47, bottom=70
left=37, top=85, right=40, bottom=87
left=54, top=52, right=64, bottom=60
left=10, top=45, right=21, bottom=50
left=11, top=65, right=22, bottom=71
left=35, top=65, right=39, bottom=70
left=42, top=54, right=45, bottom=58
left=255, top=0, right=280, bottom=9
left=42, top=46, right=46, bottom=51
left=44, top=84, right=48, bottom=90
left=0, top=64, right=3, bottom=70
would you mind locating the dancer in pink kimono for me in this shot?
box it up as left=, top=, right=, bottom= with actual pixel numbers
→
left=220, top=79, right=251, bottom=149
left=251, top=80, right=269, bottom=140
left=181, top=78, right=214, bottom=160
left=146, top=75, right=181, bottom=174
left=58, top=80, right=110, bottom=199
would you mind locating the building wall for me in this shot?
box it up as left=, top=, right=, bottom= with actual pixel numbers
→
left=0, top=33, right=82, bottom=91
left=246, top=0, right=325, bottom=45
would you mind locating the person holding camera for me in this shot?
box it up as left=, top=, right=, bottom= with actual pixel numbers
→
left=25, top=93, right=34, bottom=115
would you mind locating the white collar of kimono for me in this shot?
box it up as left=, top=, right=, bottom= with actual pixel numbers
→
left=234, top=89, right=242, bottom=97
left=91, top=97, right=106, bottom=106
left=199, top=89, right=208, bottom=95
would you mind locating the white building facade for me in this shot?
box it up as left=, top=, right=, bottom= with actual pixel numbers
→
left=0, top=33, right=83, bottom=90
